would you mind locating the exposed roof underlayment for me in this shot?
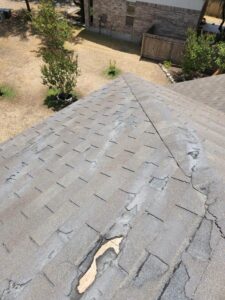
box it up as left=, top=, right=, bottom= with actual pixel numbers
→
left=0, top=74, right=225, bottom=299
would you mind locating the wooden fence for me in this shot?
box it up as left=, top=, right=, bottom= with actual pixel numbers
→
left=206, top=0, right=222, bottom=18
left=141, top=33, right=185, bottom=65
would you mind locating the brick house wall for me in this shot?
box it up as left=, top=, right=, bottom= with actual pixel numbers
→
left=83, top=0, right=203, bottom=42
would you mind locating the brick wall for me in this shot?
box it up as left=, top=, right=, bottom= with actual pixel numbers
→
left=83, top=0, right=201, bottom=42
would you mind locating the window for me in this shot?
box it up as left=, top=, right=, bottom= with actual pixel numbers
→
left=126, top=16, right=134, bottom=27
left=89, top=0, right=93, bottom=26
left=127, top=1, right=136, bottom=15
left=126, top=1, right=135, bottom=27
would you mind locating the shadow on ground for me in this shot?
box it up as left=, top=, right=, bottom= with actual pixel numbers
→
left=75, top=29, right=141, bottom=55
left=0, top=9, right=34, bottom=39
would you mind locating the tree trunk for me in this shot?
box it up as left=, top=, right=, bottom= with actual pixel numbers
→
left=25, top=0, right=31, bottom=12
left=219, top=2, right=225, bottom=33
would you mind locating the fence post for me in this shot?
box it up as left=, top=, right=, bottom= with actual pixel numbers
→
left=140, top=33, right=145, bottom=60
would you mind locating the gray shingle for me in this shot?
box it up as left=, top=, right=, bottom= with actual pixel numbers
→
left=169, top=74, right=225, bottom=113
left=0, top=74, right=225, bottom=300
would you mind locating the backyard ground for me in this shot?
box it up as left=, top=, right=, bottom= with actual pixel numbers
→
left=0, top=0, right=168, bottom=143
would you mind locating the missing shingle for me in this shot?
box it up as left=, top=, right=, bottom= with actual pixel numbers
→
left=77, top=237, right=123, bottom=294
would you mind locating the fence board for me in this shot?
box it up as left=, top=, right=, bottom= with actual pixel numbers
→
left=206, top=0, right=222, bottom=18
left=141, top=33, right=185, bottom=64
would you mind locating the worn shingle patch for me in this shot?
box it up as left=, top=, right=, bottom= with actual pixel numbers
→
left=0, top=74, right=225, bottom=300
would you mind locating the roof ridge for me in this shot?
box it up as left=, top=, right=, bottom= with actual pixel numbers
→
left=123, top=73, right=207, bottom=178
left=123, top=73, right=225, bottom=178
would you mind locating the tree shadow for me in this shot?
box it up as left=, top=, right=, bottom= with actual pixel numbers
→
left=7, top=0, right=74, bottom=7
left=75, top=29, right=141, bottom=55
left=0, top=9, right=34, bottom=40
left=0, top=2, right=80, bottom=40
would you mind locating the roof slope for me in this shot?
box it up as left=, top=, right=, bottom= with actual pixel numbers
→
left=0, top=74, right=225, bottom=300
left=169, top=74, right=225, bottom=113
left=133, top=0, right=205, bottom=11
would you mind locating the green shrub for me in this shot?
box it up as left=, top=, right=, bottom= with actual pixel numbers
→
left=32, top=0, right=79, bottom=108
left=41, top=49, right=79, bottom=95
left=182, top=29, right=225, bottom=77
left=0, top=85, right=15, bottom=99
left=105, top=60, right=121, bottom=78
left=214, top=42, right=225, bottom=72
left=163, top=60, right=172, bottom=69
left=32, top=0, right=72, bottom=50
left=182, top=29, right=215, bottom=76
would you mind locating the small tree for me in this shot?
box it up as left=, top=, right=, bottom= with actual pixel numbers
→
left=214, top=42, right=225, bottom=72
left=42, top=49, right=79, bottom=97
left=25, top=0, right=31, bottom=12
left=33, top=0, right=79, bottom=107
left=182, top=29, right=214, bottom=76
left=33, top=0, right=72, bottom=50
left=219, top=0, right=225, bottom=37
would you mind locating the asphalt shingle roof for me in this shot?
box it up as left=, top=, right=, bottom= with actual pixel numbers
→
left=169, top=74, right=225, bottom=113
left=0, top=74, right=225, bottom=300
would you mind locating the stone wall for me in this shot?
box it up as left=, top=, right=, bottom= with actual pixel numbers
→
left=83, top=0, right=202, bottom=42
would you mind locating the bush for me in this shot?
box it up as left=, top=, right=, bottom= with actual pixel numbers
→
left=32, top=0, right=72, bottom=50
left=0, top=85, right=15, bottom=99
left=105, top=60, right=121, bottom=78
left=182, top=29, right=215, bottom=77
left=41, top=49, right=79, bottom=95
left=32, top=0, right=79, bottom=108
left=214, top=42, right=225, bottom=72
left=163, top=60, right=172, bottom=69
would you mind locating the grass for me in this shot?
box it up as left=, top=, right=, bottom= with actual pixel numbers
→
left=163, top=60, right=172, bottom=69
left=104, top=60, right=121, bottom=79
left=0, top=85, right=16, bottom=99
